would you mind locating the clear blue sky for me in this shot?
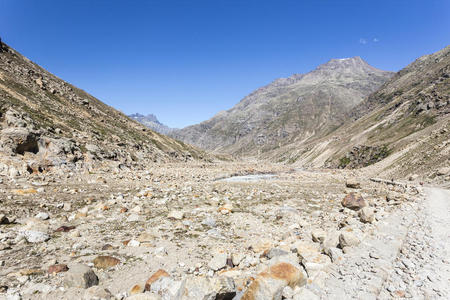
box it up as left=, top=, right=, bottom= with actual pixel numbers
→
left=1, top=0, right=449, bottom=128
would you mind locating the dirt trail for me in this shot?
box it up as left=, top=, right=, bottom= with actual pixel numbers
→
left=425, top=187, right=450, bottom=295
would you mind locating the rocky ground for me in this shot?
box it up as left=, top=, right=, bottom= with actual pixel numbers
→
left=1, top=162, right=445, bottom=299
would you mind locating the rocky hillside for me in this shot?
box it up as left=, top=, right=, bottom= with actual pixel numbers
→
left=0, top=42, right=206, bottom=177
left=128, top=113, right=174, bottom=135
left=273, top=46, right=450, bottom=183
left=170, top=57, right=393, bottom=155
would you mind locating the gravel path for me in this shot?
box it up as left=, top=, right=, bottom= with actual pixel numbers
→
left=319, top=186, right=450, bottom=299
left=378, top=187, right=450, bottom=299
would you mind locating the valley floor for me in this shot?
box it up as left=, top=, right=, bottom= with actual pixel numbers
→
left=0, top=162, right=448, bottom=299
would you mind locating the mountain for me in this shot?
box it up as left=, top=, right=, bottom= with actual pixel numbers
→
left=170, top=57, right=393, bottom=155
left=0, top=42, right=206, bottom=176
left=270, top=46, right=450, bottom=182
left=129, top=113, right=174, bottom=135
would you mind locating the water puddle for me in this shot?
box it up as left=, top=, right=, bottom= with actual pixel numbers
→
left=217, top=174, right=277, bottom=182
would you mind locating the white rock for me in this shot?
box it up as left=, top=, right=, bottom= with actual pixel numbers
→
left=23, top=230, right=50, bottom=243
left=150, top=277, right=185, bottom=300
left=208, top=252, right=228, bottom=271
left=35, top=212, right=49, bottom=220
left=167, top=210, right=184, bottom=220
left=128, top=240, right=140, bottom=247
left=127, top=214, right=141, bottom=222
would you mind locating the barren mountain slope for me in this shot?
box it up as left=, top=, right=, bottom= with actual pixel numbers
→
left=171, top=57, right=393, bottom=155
left=0, top=42, right=206, bottom=177
left=272, top=46, right=450, bottom=183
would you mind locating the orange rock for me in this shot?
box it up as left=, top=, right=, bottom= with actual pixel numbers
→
left=267, top=262, right=302, bottom=288
left=120, top=207, right=128, bottom=213
left=144, top=269, right=170, bottom=291
left=13, top=188, right=37, bottom=195
left=93, top=256, right=120, bottom=269
left=130, top=284, right=143, bottom=294
left=241, top=262, right=306, bottom=300
left=75, top=212, right=87, bottom=219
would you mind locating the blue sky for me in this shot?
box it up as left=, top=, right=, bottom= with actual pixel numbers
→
left=1, top=0, right=449, bottom=128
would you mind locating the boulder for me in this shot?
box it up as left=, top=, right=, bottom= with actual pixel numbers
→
left=437, top=167, right=450, bottom=176
left=339, top=232, right=360, bottom=248
left=359, top=207, right=375, bottom=223
left=181, top=276, right=235, bottom=300
left=0, top=214, right=9, bottom=224
left=48, top=264, right=69, bottom=274
left=83, top=286, right=113, bottom=299
left=341, top=193, right=367, bottom=210
left=241, top=262, right=306, bottom=300
left=93, top=256, right=120, bottom=269
left=345, top=179, right=361, bottom=189
left=22, top=230, right=50, bottom=243
left=311, top=229, right=326, bottom=243
left=145, top=269, right=170, bottom=291
left=149, top=276, right=185, bottom=299
left=64, top=264, right=98, bottom=288
left=167, top=210, right=184, bottom=220
left=208, top=251, right=228, bottom=271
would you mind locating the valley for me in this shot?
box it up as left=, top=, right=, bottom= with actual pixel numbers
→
left=0, top=39, right=448, bottom=300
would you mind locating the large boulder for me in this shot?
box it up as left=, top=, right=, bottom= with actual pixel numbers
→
left=63, top=264, right=98, bottom=289
left=341, top=192, right=367, bottom=210
left=0, top=127, right=39, bottom=155
left=241, top=262, right=306, bottom=300
left=181, top=276, right=235, bottom=300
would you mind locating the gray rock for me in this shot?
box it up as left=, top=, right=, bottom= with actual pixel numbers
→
left=64, top=264, right=99, bottom=289
left=293, top=287, right=320, bottom=300
left=267, top=248, right=290, bottom=259
left=202, top=216, right=217, bottom=228
left=322, top=230, right=340, bottom=254
left=328, top=247, right=344, bottom=262
left=311, top=229, right=326, bottom=243
left=359, top=207, right=375, bottom=223
left=339, top=231, right=360, bottom=248
left=345, top=178, right=361, bottom=189
left=84, top=286, right=113, bottom=299
left=150, top=276, right=185, bottom=300
left=0, top=214, right=9, bottom=224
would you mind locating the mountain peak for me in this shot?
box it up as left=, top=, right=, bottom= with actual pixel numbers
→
left=318, top=56, right=371, bottom=70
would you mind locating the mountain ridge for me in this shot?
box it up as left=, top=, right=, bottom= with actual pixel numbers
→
left=170, top=56, right=393, bottom=155
left=128, top=113, right=174, bottom=135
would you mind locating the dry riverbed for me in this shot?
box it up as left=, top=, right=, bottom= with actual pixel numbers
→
left=0, top=162, right=431, bottom=299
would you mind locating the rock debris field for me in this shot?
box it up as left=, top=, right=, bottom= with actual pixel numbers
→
left=0, top=162, right=448, bottom=299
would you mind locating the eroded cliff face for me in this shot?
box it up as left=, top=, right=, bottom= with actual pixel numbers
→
left=170, top=57, right=393, bottom=156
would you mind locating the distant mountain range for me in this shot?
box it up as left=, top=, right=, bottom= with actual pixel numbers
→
left=169, top=56, right=393, bottom=155
left=128, top=113, right=174, bottom=135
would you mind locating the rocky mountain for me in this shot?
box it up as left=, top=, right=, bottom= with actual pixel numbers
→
left=170, top=57, right=393, bottom=155
left=0, top=42, right=206, bottom=177
left=128, top=113, right=174, bottom=135
left=271, top=46, right=450, bottom=183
